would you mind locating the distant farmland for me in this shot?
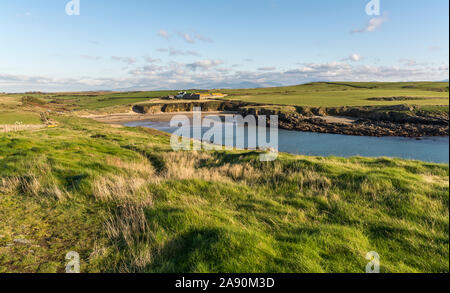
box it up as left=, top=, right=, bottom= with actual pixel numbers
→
left=2, top=82, right=448, bottom=113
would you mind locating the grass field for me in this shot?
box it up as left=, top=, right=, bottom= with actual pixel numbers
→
left=1, top=90, right=185, bottom=113
left=0, top=114, right=448, bottom=273
left=1, top=82, right=448, bottom=115
left=216, top=82, right=449, bottom=107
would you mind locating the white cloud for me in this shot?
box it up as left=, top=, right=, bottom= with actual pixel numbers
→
left=178, top=33, right=195, bottom=44
left=349, top=54, right=361, bottom=62
left=81, top=55, right=102, bottom=61
left=77, top=79, right=107, bottom=86
left=158, top=30, right=169, bottom=39
left=1, top=61, right=448, bottom=92
left=399, top=59, right=417, bottom=67
left=195, top=33, right=213, bottom=43
left=143, top=56, right=161, bottom=63
left=186, top=59, right=224, bottom=71
left=398, top=59, right=433, bottom=67
left=129, top=64, right=165, bottom=76
left=111, top=56, right=137, bottom=65
left=281, top=62, right=449, bottom=83
left=176, top=32, right=213, bottom=43
left=157, top=47, right=200, bottom=56
left=258, top=67, right=276, bottom=71
left=352, top=16, right=387, bottom=33
left=216, top=68, right=232, bottom=73
left=158, top=30, right=213, bottom=43
left=342, top=54, right=362, bottom=62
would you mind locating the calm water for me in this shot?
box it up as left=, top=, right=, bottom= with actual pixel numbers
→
left=125, top=119, right=449, bottom=164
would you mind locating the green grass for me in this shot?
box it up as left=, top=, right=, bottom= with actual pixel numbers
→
left=6, top=90, right=191, bottom=112
left=216, top=82, right=449, bottom=107
left=0, top=114, right=448, bottom=273
left=3, top=82, right=448, bottom=113
left=0, top=111, right=42, bottom=125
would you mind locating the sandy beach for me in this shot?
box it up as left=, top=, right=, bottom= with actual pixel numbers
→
left=86, top=111, right=237, bottom=124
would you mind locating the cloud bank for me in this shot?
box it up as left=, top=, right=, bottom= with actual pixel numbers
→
left=1, top=61, right=448, bottom=92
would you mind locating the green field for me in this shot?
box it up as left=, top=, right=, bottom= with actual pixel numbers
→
left=54, top=91, right=181, bottom=110
left=0, top=111, right=42, bottom=125
left=0, top=114, right=448, bottom=273
left=2, top=90, right=184, bottom=113
left=216, top=82, right=449, bottom=107
left=2, top=82, right=448, bottom=115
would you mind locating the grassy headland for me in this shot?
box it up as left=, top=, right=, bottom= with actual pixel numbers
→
left=0, top=82, right=448, bottom=273
left=0, top=115, right=448, bottom=273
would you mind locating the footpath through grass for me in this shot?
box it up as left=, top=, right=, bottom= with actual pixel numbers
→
left=0, top=114, right=448, bottom=273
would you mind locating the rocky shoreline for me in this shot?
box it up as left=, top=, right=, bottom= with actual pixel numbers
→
left=277, top=117, right=448, bottom=137
left=241, top=106, right=449, bottom=138
left=132, top=101, right=449, bottom=138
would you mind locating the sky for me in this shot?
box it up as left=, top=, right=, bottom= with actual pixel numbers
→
left=0, top=0, right=448, bottom=92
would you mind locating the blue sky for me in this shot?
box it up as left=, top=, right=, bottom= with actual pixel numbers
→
left=0, top=0, right=448, bottom=91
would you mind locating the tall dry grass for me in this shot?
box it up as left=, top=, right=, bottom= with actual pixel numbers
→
left=104, top=202, right=155, bottom=272
left=92, top=175, right=152, bottom=204
left=0, top=174, right=67, bottom=201
left=105, top=157, right=155, bottom=178
left=0, top=148, right=338, bottom=273
left=162, top=151, right=263, bottom=183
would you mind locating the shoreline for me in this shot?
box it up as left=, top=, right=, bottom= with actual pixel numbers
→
left=120, top=115, right=449, bottom=164
left=86, top=111, right=237, bottom=124
left=87, top=110, right=449, bottom=138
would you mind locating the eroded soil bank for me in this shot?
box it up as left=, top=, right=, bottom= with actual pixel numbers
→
left=130, top=101, right=449, bottom=137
